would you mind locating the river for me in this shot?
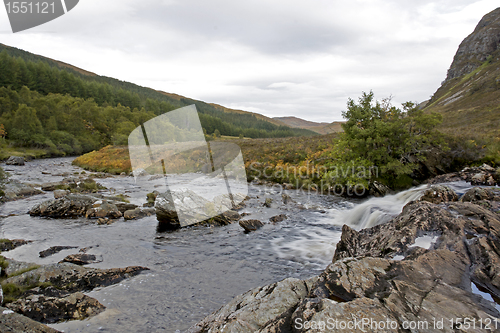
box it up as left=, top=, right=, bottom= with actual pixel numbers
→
left=0, top=157, right=474, bottom=332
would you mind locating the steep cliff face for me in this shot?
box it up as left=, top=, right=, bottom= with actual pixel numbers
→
left=425, top=8, right=500, bottom=142
left=445, top=7, right=500, bottom=82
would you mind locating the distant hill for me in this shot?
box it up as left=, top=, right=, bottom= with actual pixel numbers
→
left=0, top=43, right=316, bottom=139
left=274, top=116, right=344, bottom=134
left=424, top=7, right=500, bottom=141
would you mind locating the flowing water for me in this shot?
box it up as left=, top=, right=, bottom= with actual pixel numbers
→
left=0, top=157, right=475, bottom=332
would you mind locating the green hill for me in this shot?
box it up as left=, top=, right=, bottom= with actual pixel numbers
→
left=0, top=43, right=316, bottom=158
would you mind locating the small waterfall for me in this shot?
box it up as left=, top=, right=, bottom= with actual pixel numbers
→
left=326, top=181, right=473, bottom=230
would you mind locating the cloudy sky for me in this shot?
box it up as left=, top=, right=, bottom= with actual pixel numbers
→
left=1, top=0, right=499, bottom=122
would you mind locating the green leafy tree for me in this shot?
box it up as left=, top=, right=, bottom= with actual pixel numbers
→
left=324, top=92, right=444, bottom=188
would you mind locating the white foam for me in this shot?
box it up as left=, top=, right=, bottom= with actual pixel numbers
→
left=409, top=235, right=439, bottom=250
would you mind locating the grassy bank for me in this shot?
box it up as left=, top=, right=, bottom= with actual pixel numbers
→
left=72, top=134, right=338, bottom=186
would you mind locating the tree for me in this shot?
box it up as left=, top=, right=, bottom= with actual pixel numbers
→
left=324, top=92, right=444, bottom=188
left=214, top=129, right=221, bottom=138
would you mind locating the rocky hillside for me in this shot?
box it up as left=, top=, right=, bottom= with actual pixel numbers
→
left=424, top=7, right=500, bottom=142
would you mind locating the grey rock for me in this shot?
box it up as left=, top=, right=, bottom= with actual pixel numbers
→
left=39, top=246, right=78, bottom=258
left=114, top=202, right=138, bottom=213
left=239, top=219, right=264, bottom=232
left=60, top=254, right=100, bottom=265
left=460, top=187, right=500, bottom=202
left=263, top=198, right=273, bottom=208
left=269, top=214, right=287, bottom=223
left=123, top=207, right=155, bottom=220
left=0, top=239, right=31, bottom=252
left=2, top=180, right=43, bottom=201
left=0, top=306, right=59, bottom=332
left=187, top=278, right=309, bottom=333
left=368, top=180, right=391, bottom=197
left=419, top=184, right=458, bottom=204
left=5, top=156, right=25, bottom=166
left=3, top=262, right=148, bottom=293
left=190, top=191, right=500, bottom=332
left=7, top=291, right=105, bottom=324
left=281, top=193, right=293, bottom=204
left=29, top=194, right=99, bottom=218
left=53, top=190, right=70, bottom=199
left=445, top=8, right=500, bottom=82
left=85, top=201, right=122, bottom=219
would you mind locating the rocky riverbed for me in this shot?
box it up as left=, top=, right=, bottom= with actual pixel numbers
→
left=0, top=157, right=499, bottom=332
left=188, top=184, right=500, bottom=332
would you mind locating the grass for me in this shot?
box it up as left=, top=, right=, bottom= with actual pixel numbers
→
left=71, top=134, right=339, bottom=187
left=424, top=50, right=500, bottom=166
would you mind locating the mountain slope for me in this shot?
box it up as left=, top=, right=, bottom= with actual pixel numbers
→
left=274, top=116, right=344, bottom=134
left=0, top=43, right=316, bottom=139
left=424, top=7, right=500, bottom=142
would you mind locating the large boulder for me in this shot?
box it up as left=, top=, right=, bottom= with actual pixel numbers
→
left=460, top=187, right=500, bottom=202
left=85, top=201, right=122, bottom=219
left=2, top=180, right=43, bottom=201
left=5, top=156, right=25, bottom=166
left=418, top=184, right=458, bottom=204
left=29, top=194, right=99, bottom=218
left=155, top=189, right=242, bottom=228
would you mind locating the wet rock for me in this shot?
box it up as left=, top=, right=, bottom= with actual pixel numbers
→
left=123, top=207, right=156, bottom=220
left=29, top=194, right=99, bottom=218
left=0, top=306, right=59, bottom=332
left=41, top=182, right=65, bottom=191
left=460, top=187, right=500, bottom=202
left=0, top=239, right=31, bottom=252
left=53, top=189, right=70, bottom=199
left=471, top=172, right=487, bottom=185
left=155, top=189, right=241, bottom=228
left=3, top=262, right=148, bottom=293
left=263, top=198, right=273, bottom=208
left=60, top=254, right=100, bottom=265
left=97, top=218, right=112, bottom=225
left=188, top=278, right=310, bottom=333
left=427, top=164, right=499, bottom=186
left=281, top=193, right=293, bottom=204
left=368, top=180, right=391, bottom=197
left=207, top=210, right=241, bottom=226
left=239, top=219, right=264, bottom=232
left=7, top=292, right=105, bottom=324
left=85, top=201, right=122, bottom=219
left=5, top=156, right=25, bottom=166
left=269, top=214, right=287, bottom=223
left=114, top=202, right=138, bottom=213
left=419, top=184, right=458, bottom=204
left=39, top=246, right=78, bottom=258
left=2, top=180, right=43, bottom=201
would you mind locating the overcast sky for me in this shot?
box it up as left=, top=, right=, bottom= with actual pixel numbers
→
left=1, top=1, right=499, bottom=122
